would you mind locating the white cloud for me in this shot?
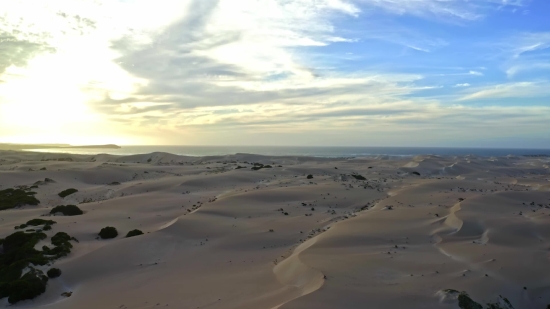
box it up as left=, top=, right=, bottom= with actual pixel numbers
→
left=469, top=70, right=484, bottom=76
left=355, top=0, right=525, bottom=21
left=510, top=32, right=550, bottom=58
left=506, top=63, right=550, bottom=77
left=459, top=81, right=550, bottom=101
left=454, top=83, right=471, bottom=87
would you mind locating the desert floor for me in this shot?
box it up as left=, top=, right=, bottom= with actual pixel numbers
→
left=1, top=150, right=550, bottom=309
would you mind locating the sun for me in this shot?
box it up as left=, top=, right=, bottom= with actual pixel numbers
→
left=0, top=49, right=139, bottom=145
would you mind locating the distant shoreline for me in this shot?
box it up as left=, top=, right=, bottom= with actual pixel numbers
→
left=0, top=143, right=121, bottom=151
left=3, top=145, right=550, bottom=160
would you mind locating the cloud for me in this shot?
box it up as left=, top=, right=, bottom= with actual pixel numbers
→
left=506, top=63, right=550, bottom=78
left=0, top=32, right=56, bottom=74
left=454, top=83, right=471, bottom=87
left=459, top=81, right=550, bottom=101
left=469, top=70, right=484, bottom=76
left=355, top=0, right=525, bottom=21
left=508, top=32, right=550, bottom=58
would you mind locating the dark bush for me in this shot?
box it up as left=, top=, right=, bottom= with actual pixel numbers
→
left=307, top=175, right=313, bottom=179
left=51, top=232, right=73, bottom=247
left=99, top=227, right=118, bottom=239
left=351, top=174, right=366, bottom=180
left=411, top=171, right=421, bottom=176
left=0, top=188, right=40, bottom=211
left=0, top=268, right=48, bottom=304
left=50, top=205, right=83, bottom=216
left=43, top=232, right=78, bottom=259
left=125, top=229, right=144, bottom=238
left=0, top=230, right=78, bottom=303
left=42, top=225, right=52, bottom=231
left=26, top=219, right=56, bottom=226
left=458, top=292, right=483, bottom=309
left=58, top=188, right=78, bottom=198
left=47, top=268, right=61, bottom=278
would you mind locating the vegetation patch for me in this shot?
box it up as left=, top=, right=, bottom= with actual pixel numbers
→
left=458, top=292, right=483, bottom=309
left=251, top=163, right=272, bottom=171
left=0, top=188, right=40, bottom=211
left=125, top=229, right=144, bottom=238
left=42, top=232, right=78, bottom=259
left=307, top=174, right=313, bottom=179
left=15, top=219, right=56, bottom=230
left=47, top=268, right=61, bottom=278
left=99, top=227, right=118, bottom=239
left=350, top=174, right=366, bottom=180
left=50, top=205, right=83, bottom=216
left=447, top=291, right=515, bottom=309
left=0, top=230, right=78, bottom=303
left=58, top=188, right=78, bottom=198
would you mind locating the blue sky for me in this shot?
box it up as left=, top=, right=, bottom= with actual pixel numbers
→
left=0, top=0, right=549, bottom=147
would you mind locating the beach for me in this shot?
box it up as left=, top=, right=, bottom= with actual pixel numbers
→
left=1, top=150, right=549, bottom=309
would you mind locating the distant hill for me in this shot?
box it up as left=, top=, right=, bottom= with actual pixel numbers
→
left=0, top=143, right=121, bottom=150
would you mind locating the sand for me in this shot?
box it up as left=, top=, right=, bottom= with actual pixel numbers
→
left=1, top=150, right=549, bottom=308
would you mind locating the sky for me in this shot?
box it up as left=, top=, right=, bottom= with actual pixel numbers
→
left=0, top=0, right=549, bottom=148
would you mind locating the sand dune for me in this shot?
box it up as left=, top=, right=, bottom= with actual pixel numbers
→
left=1, top=150, right=549, bottom=308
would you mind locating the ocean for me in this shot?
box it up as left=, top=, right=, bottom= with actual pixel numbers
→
left=23, top=146, right=550, bottom=158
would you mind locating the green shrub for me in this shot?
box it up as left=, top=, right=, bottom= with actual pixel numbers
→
left=47, top=268, right=61, bottom=278
left=307, top=174, right=313, bottom=179
left=0, top=268, right=48, bottom=304
left=458, top=292, right=483, bottom=309
left=125, top=229, right=144, bottom=238
left=26, top=219, right=56, bottom=226
left=0, top=188, right=40, bottom=211
left=99, top=227, right=118, bottom=239
left=51, top=232, right=73, bottom=246
left=58, top=188, right=78, bottom=198
left=42, top=225, right=52, bottom=231
left=50, top=205, right=83, bottom=216
left=351, top=174, right=366, bottom=180
left=0, top=230, right=78, bottom=303
left=43, top=232, right=78, bottom=259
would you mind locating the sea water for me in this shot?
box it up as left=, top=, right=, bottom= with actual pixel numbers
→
left=24, top=146, right=550, bottom=158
